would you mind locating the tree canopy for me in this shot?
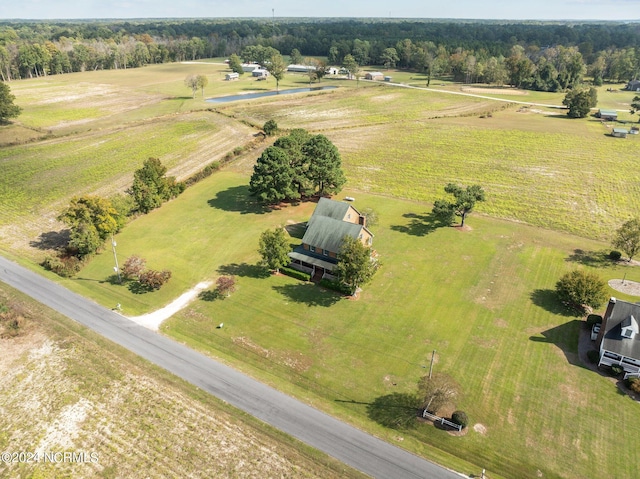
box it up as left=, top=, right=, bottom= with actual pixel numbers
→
left=0, top=81, right=21, bottom=122
left=563, top=87, right=597, bottom=118
left=249, top=146, right=298, bottom=204
left=258, top=227, right=291, bottom=273
left=555, top=269, right=608, bottom=313
left=265, top=53, right=286, bottom=91
left=335, top=235, right=378, bottom=295
left=130, top=157, right=184, bottom=213
left=303, top=134, right=346, bottom=196
left=612, top=218, right=640, bottom=262
left=432, top=183, right=485, bottom=227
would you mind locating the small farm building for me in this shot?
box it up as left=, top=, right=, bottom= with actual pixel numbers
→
left=252, top=69, right=269, bottom=78
left=287, top=64, right=316, bottom=73
left=627, top=80, right=640, bottom=91
left=597, top=109, right=618, bottom=121
left=612, top=128, right=628, bottom=138
left=225, top=72, right=239, bottom=81
left=365, top=72, right=384, bottom=81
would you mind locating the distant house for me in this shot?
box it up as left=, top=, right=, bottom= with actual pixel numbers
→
left=597, top=109, right=618, bottom=121
left=627, top=80, right=640, bottom=92
left=612, top=128, right=628, bottom=138
left=288, top=198, right=373, bottom=280
left=252, top=69, right=269, bottom=78
left=225, top=72, right=239, bottom=81
left=325, top=67, right=339, bottom=75
left=241, top=63, right=259, bottom=72
left=596, top=298, right=640, bottom=377
left=364, top=72, right=384, bottom=81
left=384, top=76, right=392, bottom=82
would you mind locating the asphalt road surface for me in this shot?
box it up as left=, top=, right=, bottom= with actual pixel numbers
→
left=0, top=255, right=464, bottom=479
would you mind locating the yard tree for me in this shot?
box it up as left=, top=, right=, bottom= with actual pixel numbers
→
left=417, top=373, right=460, bottom=414
left=432, top=183, right=486, bottom=227
left=249, top=146, right=297, bottom=203
left=335, top=235, right=378, bottom=295
left=612, top=217, right=640, bottom=262
left=58, top=195, right=121, bottom=256
left=302, top=134, right=346, bottom=196
left=555, top=269, right=608, bottom=313
left=0, top=81, right=21, bottom=122
left=184, top=74, right=199, bottom=98
left=195, top=74, right=208, bottom=98
left=263, top=119, right=278, bottom=136
left=562, top=87, right=597, bottom=118
left=215, top=276, right=236, bottom=297
left=228, top=53, right=244, bottom=75
left=266, top=53, right=286, bottom=91
left=258, top=227, right=290, bottom=274
left=130, top=157, right=183, bottom=213
left=343, top=54, right=360, bottom=85
left=274, top=128, right=312, bottom=196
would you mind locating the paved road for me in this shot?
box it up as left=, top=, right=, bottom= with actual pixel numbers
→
left=0, top=256, right=464, bottom=479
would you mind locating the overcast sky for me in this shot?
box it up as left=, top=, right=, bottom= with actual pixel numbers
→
left=2, top=0, right=640, bottom=21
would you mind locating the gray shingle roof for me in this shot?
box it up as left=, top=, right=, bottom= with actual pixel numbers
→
left=310, top=197, right=352, bottom=221
left=602, top=299, right=640, bottom=361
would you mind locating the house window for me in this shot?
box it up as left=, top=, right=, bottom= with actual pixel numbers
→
left=309, top=246, right=316, bottom=253
left=323, top=249, right=329, bottom=256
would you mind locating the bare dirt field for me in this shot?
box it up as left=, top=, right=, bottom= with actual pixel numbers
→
left=0, top=285, right=362, bottom=479
left=461, top=86, right=529, bottom=96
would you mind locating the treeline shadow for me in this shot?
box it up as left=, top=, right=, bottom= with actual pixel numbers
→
left=365, top=393, right=422, bottom=429
left=207, top=185, right=269, bottom=215
left=565, top=248, right=616, bottom=268
left=390, top=212, right=448, bottom=237
left=29, top=229, right=70, bottom=250
left=530, top=289, right=580, bottom=317
left=217, top=263, right=271, bottom=279
left=529, top=319, right=583, bottom=368
left=272, top=283, right=342, bottom=307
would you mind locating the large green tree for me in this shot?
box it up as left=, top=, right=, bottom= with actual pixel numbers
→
left=432, top=183, right=486, bottom=227
left=249, top=146, right=297, bottom=204
left=335, top=235, right=378, bottom=295
left=303, top=134, right=346, bottom=196
left=342, top=54, right=360, bottom=86
left=266, top=53, right=286, bottom=91
left=556, top=269, right=607, bottom=313
left=130, top=157, right=183, bottom=213
left=612, top=218, right=640, bottom=262
left=58, top=195, right=121, bottom=256
left=0, top=81, right=21, bottom=122
left=562, top=87, right=597, bottom=118
left=274, top=128, right=312, bottom=196
left=258, top=227, right=290, bottom=273
left=228, top=53, right=244, bottom=75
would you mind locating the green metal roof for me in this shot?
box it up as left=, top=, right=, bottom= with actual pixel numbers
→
left=302, top=216, right=365, bottom=253
left=310, top=197, right=352, bottom=221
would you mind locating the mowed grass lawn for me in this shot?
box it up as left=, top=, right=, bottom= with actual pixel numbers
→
left=69, top=170, right=640, bottom=479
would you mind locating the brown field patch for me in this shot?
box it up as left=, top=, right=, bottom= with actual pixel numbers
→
left=461, top=86, right=529, bottom=96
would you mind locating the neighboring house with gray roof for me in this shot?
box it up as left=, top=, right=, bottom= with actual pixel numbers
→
left=288, top=198, right=373, bottom=280
left=627, top=79, right=640, bottom=91
left=596, top=297, right=640, bottom=377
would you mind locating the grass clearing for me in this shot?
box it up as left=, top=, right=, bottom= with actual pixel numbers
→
left=0, top=282, right=367, bottom=479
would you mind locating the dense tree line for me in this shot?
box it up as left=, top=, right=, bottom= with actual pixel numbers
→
left=1, top=19, right=639, bottom=89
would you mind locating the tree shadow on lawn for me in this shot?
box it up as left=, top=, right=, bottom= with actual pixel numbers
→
left=529, top=319, right=585, bottom=369
left=565, top=248, right=616, bottom=268
left=390, top=212, right=448, bottom=237
left=207, top=185, right=269, bottom=215
left=272, top=282, right=342, bottom=307
left=530, top=288, right=580, bottom=317
left=359, top=393, right=422, bottom=429
left=29, top=229, right=70, bottom=250
left=198, top=289, right=221, bottom=301
left=217, top=263, right=271, bottom=279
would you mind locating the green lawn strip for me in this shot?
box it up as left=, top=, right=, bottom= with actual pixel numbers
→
left=0, top=281, right=367, bottom=479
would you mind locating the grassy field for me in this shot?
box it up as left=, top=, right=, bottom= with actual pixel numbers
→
left=0, top=282, right=367, bottom=479
left=3, top=62, right=640, bottom=479
left=63, top=170, right=640, bottom=479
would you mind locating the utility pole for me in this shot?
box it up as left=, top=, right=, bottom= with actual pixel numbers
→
left=111, top=234, right=121, bottom=284
left=429, top=349, right=436, bottom=379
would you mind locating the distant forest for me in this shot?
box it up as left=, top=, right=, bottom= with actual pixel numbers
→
left=1, top=19, right=639, bottom=91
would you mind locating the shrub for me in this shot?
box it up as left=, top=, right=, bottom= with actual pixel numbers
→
left=216, top=276, right=236, bottom=297
left=587, top=349, right=599, bottom=364
left=41, top=254, right=83, bottom=277
left=627, top=377, right=640, bottom=394
left=281, top=266, right=311, bottom=282
left=139, top=269, right=172, bottom=290
left=451, top=410, right=469, bottom=428
left=586, top=314, right=603, bottom=325
left=263, top=119, right=278, bottom=136
left=609, top=250, right=622, bottom=261
left=611, top=365, right=624, bottom=376
left=122, top=255, right=147, bottom=280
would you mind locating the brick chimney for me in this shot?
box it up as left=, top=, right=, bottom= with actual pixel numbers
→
left=596, top=297, right=616, bottom=347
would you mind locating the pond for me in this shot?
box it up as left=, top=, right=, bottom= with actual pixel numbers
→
left=206, top=86, right=337, bottom=104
